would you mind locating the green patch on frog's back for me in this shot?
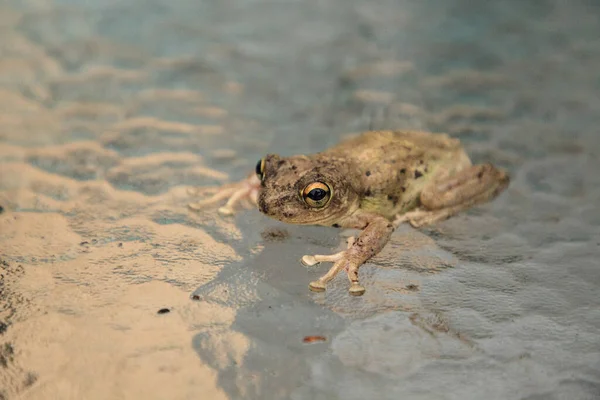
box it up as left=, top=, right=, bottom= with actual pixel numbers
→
left=359, top=190, right=420, bottom=219
left=358, top=164, right=440, bottom=219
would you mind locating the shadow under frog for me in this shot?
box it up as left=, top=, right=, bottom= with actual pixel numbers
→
left=189, top=215, right=479, bottom=399
left=190, top=218, right=349, bottom=400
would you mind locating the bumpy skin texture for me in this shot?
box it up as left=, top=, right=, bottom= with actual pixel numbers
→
left=189, top=130, right=510, bottom=295
left=258, top=130, right=472, bottom=226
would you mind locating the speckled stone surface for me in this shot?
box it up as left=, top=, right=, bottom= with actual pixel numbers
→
left=0, top=1, right=599, bottom=399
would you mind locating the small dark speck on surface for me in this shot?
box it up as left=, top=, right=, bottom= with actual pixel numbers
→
left=23, top=372, right=37, bottom=387
left=0, top=206, right=4, bottom=214
left=157, top=308, right=171, bottom=314
left=261, top=227, right=290, bottom=242
left=191, top=295, right=201, bottom=301
left=406, top=284, right=419, bottom=291
left=414, top=170, right=423, bottom=179
left=79, top=241, right=89, bottom=246
left=118, top=242, right=123, bottom=247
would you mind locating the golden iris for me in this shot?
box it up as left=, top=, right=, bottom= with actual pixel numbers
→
left=301, top=182, right=332, bottom=208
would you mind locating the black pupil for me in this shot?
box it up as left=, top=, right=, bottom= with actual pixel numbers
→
left=307, top=188, right=327, bottom=201
left=255, top=159, right=262, bottom=177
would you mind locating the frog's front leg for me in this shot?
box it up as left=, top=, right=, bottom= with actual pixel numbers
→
left=188, top=173, right=260, bottom=216
left=395, top=163, right=509, bottom=228
left=308, top=214, right=394, bottom=296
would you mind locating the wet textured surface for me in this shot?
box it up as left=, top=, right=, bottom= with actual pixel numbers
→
left=1, top=0, right=600, bottom=399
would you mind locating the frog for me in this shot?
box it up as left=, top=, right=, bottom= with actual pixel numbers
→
left=188, top=130, right=509, bottom=296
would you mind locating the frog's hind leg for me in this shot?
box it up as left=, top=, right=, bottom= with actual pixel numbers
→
left=395, top=163, right=509, bottom=228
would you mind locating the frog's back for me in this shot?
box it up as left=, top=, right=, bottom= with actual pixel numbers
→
left=327, top=130, right=462, bottom=157
left=324, top=130, right=470, bottom=219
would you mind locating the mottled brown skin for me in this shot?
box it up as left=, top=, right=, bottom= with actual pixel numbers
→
left=188, top=130, right=510, bottom=296
left=258, top=131, right=473, bottom=224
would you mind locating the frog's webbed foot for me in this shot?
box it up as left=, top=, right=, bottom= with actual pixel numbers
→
left=393, top=208, right=454, bottom=228
left=188, top=173, right=260, bottom=216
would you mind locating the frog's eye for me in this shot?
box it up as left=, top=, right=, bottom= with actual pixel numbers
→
left=301, top=182, right=332, bottom=208
left=255, top=158, right=266, bottom=181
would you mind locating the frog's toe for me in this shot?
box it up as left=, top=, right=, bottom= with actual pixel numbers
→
left=301, top=250, right=347, bottom=267
left=188, top=202, right=203, bottom=211
left=408, top=218, right=424, bottom=228
left=217, top=206, right=236, bottom=216
left=349, top=282, right=366, bottom=296
left=407, top=209, right=454, bottom=228
left=309, top=280, right=327, bottom=292
left=187, top=187, right=205, bottom=196
left=301, top=255, right=320, bottom=267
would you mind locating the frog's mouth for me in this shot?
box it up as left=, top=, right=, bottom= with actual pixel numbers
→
left=265, top=211, right=336, bottom=226
left=257, top=190, right=334, bottom=226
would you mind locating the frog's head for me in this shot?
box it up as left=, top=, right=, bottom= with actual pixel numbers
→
left=255, top=154, right=360, bottom=226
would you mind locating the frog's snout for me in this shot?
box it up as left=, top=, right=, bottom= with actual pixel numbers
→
left=257, top=192, right=269, bottom=215
left=258, top=191, right=281, bottom=217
